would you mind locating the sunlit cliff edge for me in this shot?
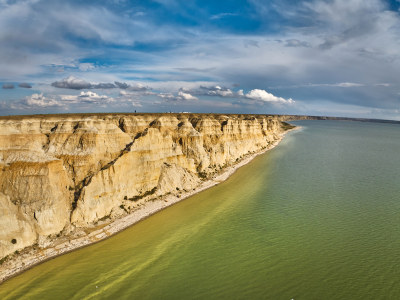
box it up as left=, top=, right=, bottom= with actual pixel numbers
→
left=0, top=113, right=293, bottom=261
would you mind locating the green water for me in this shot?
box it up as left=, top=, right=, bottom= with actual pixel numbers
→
left=1, top=120, right=400, bottom=299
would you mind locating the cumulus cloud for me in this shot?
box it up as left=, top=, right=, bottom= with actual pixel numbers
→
left=24, top=93, right=63, bottom=107
left=51, top=76, right=150, bottom=91
left=1, top=88, right=145, bottom=114
left=117, top=82, right=149, bottom=91
left=157, top=85, right=294, bottom=105
left=177, top=90, right=198, bottom=101
left=245, top=89, right=294, bottom=103
left=52, top=76, right=92, bottom=89
left=178, top=85, right=293, bottom=105
left=2, top=83, right=14, bottom=89
left=114, top=81, right=130, bottom=89
left=119, top=89, right=155, bottom=98
left=199, top=85, right=237, bottom=97
left=18, top=82, right=32, bottom=88
left=119, top=90, right=130, bottom=96
left=157, top=89, right=198, bottom=101
left=61, top=91, right=112, bottom=103
left=51, top=76, right=116, bottom=89
left=157, top=93, right=176, bottom=101
left=78, top=91, right=110, bottom=102
left=95, top=83, right=117, bottom=89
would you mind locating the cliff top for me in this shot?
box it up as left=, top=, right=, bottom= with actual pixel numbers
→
left=1, top=113, right=399, bottom=124
left=0, top=112, right=279, bottom=121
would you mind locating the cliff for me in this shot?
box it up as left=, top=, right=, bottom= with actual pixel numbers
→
left=0, top=113, right=287, bottom=261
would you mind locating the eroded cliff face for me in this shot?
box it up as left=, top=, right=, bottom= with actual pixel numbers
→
left=0, top=114, right=285, bottom=259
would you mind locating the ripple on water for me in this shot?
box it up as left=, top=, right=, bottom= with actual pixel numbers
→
left=1, top=120, right=400, bottom=299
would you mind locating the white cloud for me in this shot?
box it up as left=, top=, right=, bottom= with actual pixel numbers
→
left=177, top=91, right=198, bottom=100
left=79, top=91, right=110, bottom=101
left=199, top=85, right=236, bottom=97
left=24, top=93, right=63, bottom=107
left=158, top=92, right=176, bottom=100
left=213, top=86, right=234, bottom=97
left=165, top=85, right=295, bottom=106
left=115, top=81, right=150, bottom=91
left=161, top=85, right=295, bottom=106
left=120, top=89, right=155, bottom=97
left=157, top=90, right=198, bottom=101
left=61, top=91, right=112, bottom=103
left=245, top=89, right=294, bottom=103
left=127, top=83, right=149, bottom=91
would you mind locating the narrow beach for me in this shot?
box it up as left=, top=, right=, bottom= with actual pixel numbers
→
left=0, top=127, right=296, bottom=284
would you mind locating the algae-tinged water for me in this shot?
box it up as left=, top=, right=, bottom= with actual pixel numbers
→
left=1, top=120, right=400, bottom=299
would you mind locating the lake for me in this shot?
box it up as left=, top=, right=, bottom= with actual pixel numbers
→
left=1, top=120, right=400, bottom=299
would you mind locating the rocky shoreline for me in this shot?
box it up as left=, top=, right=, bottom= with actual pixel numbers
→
left=0, top=126, right=296, bottom=284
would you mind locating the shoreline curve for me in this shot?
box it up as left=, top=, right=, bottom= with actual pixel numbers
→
left=0, top=126, right=298, bottom=284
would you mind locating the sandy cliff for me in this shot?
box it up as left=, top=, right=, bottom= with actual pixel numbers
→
left=0, top=113, right=286, bottom=260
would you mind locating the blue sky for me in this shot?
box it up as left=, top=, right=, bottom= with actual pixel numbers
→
left=1, top=0, right=400, bottom=119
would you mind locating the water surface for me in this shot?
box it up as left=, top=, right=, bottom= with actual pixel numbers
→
left=1, top=120, right=400, bottom=299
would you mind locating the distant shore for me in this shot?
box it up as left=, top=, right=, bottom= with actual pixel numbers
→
left=1, top=112, right=399, bottom=125
left=0, top=126, right=297, bottom=284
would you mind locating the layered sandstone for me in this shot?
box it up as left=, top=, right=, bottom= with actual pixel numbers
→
left=0, top=113, right=286, bottom=260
